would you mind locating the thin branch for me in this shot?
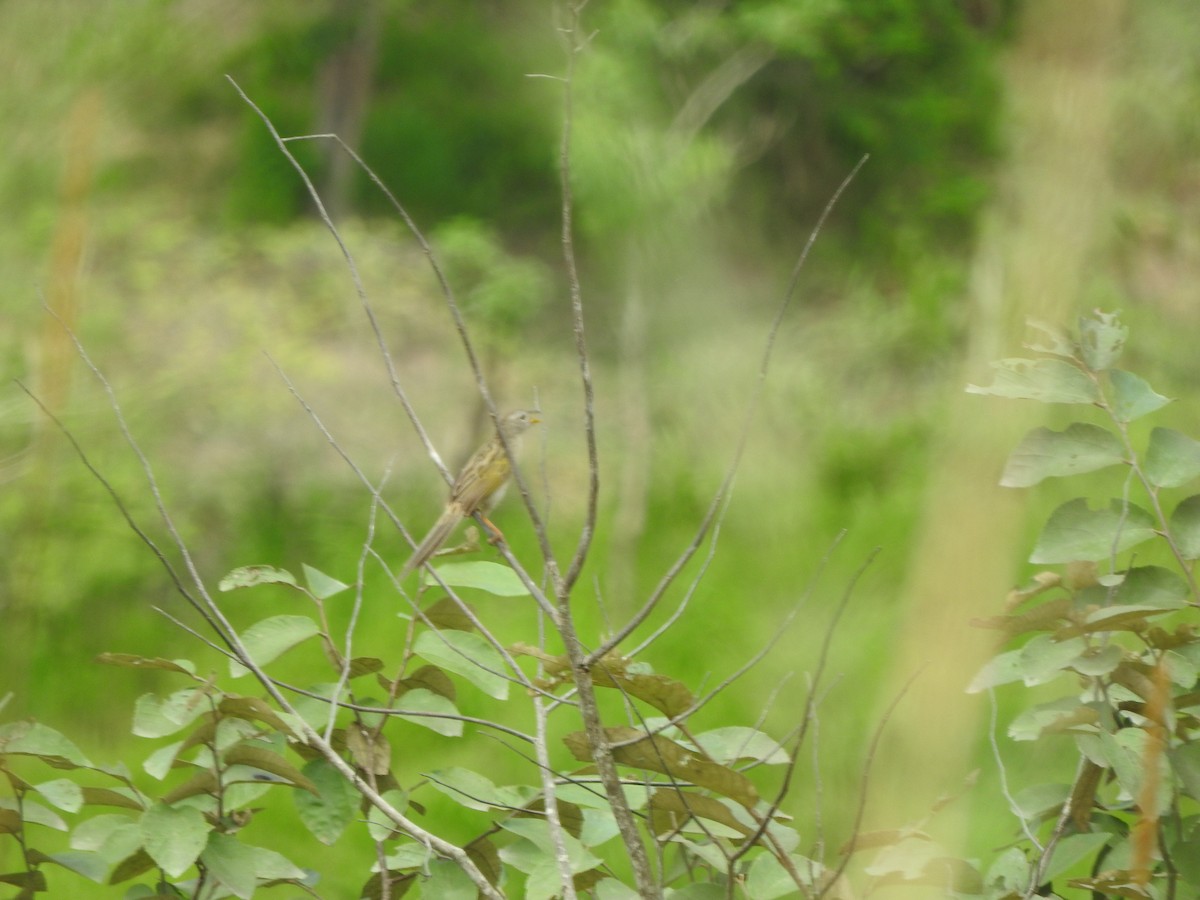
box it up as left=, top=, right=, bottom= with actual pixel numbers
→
left=609, top=533, right=852, bottom=747
left=589, top=157, right=868, bottom=666
left=43, top=307, right=503, bottom=899
left=324, top=473, right=388, bottom=743
left=266, top=350, right=557, bottom=618
left=276, top=129, right=556, bottom=573
left=816, top=668, right=923, bottom=900
left=225, top=79, right=452, bottom=487
left=17, top=379, right=229, bottom=647
left=988, top=687, right=1042, bottom=852
left=557, top=2, right=599, bottom=597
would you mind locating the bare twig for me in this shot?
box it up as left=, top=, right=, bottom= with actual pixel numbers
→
left=816, top=668, right=923, bottom=900
left=226, top=78, right=452, bottom=487
left=39, top=304, right=503, bottom=899
left=276, top=130, right=556, bottom=574
left=556, top=3, right=599, bottom=597
left=588, top=157, right=868, bottom=666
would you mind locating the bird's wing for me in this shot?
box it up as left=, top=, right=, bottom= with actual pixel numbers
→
left=452, top=452, right=511, bottom=514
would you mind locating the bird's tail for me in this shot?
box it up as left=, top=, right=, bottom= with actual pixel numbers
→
left=400, top=507, right=460, bottom=578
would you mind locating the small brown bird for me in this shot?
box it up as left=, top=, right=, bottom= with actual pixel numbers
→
left=400, top=410, right=540, bottom=577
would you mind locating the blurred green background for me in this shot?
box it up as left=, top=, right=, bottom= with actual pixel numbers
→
left=3, top=0, right=1200, bottom=894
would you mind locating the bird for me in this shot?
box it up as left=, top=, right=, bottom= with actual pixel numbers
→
left=400, top=409, right=540, bottom=577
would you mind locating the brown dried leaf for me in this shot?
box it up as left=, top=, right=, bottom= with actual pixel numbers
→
left=564, top=727, right=759, bottom=808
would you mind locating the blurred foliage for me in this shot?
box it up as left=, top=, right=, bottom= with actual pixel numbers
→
left=221, top=1, right=559, bottom=231
left=431, top=217, right=552, bottom=351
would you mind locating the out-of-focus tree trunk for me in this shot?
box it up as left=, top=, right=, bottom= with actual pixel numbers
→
left=315, top=0, right=380, bottom=219
left=871, top=0, right=1126, bottom=855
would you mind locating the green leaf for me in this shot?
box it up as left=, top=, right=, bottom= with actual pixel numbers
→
left=218, top=566, right=297, bottom=591
left=413, top=629, right=509, bottom=699
left=1108, top=565, right=1190, bottom=608
left=294, top=758, right=359, bottom=846
left=498, top=817, right=600, bottom=873
left=70, top=814, right=142, bottom=864
left=415, top=858, right=476, bottom=900
left=1102, top=729, right=1172, bottom=816
left=425, top=767, right=536, bottom=813
left=1070, top=644, right=1123, bottom=676
left=34, top=779, right=83, bottom=813
left=1169, top=494, right=1200, bottom=559
left=984, top=847, right=1030, bottom=894
left=132, top=690, right=211, bottom=739
left=1170, top=832, right=1200, bottom=885
left=966, top=649, right=1024, bottom=694
left=1171, top=741, right=1200, bottom=802
left=228, top=615, right=319, bottom=678
left=966, top=358, right=1099, bottom=404
left=396, top=688, right=464, bottom=737
left=594, top=878, right=643, bottom=900
left=746, top=853, right=820, bottom=899
left=143, top=740, right=185, bottom=780
left=0, top=721, right=93, bottom=768
left=1018, top=635, right=1086, bottom=686
left=430, top=561, right=530, bottom=596
left=1, top=798, right=67, bottom=831
left=1078, top=311, right=1126, bottom=371
left=366, top=789, right=410, bottom=843
left=140, top=803, right=210, bottom=878
left=1029, top=499, right=1157, bottom=563
left=1000, top=423, right=1125, bottom=487
left=691, top=727, right=789, bottom=766
left=1008, top=698, right=1097, bottom=741
left=301, top=564, right=349, bottom=600
left=42, top=850, right=109, bottom=883
left=1108, top=369, right=1171, bottom=422
left=1042, top=832, right=1112, bottom=881
left=1164, top=649, right=1198, bottom=687
left=1012, top=782, right=1070, bottom=821
left=200, top=833, right=258, bottom=900
left=1144, top=427, right=1200, bottom=488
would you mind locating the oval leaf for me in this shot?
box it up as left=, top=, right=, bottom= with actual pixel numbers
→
left=141, top=803, right=210, bottom=878
left=1000, top=423, right=1125, bottom=487
left=1144, top=427, right=1200, bottom=488
left=1029, top=499, right=1157, bottom=564
left=1170, top=494, right=1200, bottom=559
left=302, top=564, right=350, bottom=600
left=294, top=758, right=359, bottom=846
left=413, top=630, right=509, bottom=699
left=430, top=561, right=530, bottom=597
left=1109, top=369, right=1171, bottom=423
left=0, top=721, right=93, bottom=768
left=396, top=688, right=464, bottom=737
left=229, top=615, right=319, bottom=678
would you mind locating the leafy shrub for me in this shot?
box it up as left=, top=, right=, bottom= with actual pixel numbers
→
left=964, top=310, right=1200, bottom=897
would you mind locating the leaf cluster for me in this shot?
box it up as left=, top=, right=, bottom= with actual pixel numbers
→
left=960, top=311, right=1200, bottom=898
